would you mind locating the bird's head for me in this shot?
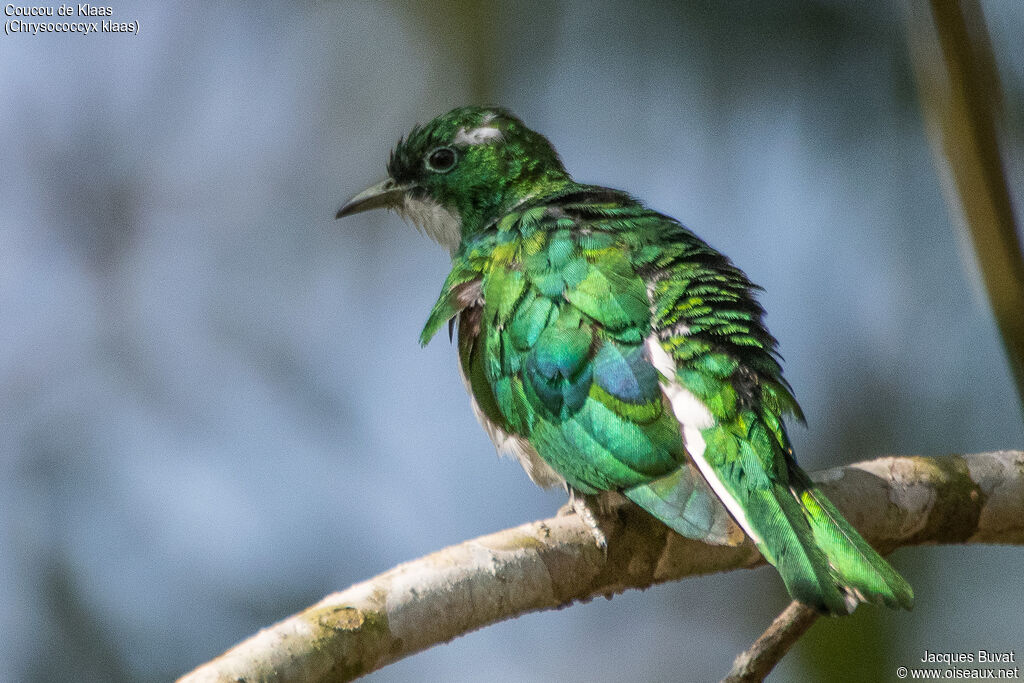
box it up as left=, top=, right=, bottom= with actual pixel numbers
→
left=336, top=106, right=571, bottom=252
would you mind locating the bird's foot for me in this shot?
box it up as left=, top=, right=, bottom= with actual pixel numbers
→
left=565, top=490, right=619, bottom=552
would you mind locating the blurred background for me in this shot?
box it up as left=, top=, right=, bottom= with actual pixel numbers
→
left=1, top=1, right=1022, bottom=681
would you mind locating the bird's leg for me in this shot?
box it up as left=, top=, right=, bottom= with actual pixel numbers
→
left=561, top=489, right=618, bottom=551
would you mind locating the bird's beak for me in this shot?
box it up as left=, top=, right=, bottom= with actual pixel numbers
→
left=335, top=178, right=407, bottom=219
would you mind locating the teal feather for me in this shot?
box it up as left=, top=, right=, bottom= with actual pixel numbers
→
left=349, top=106, right=912, bottom=615
left=624, top=469, right=742, bottom=545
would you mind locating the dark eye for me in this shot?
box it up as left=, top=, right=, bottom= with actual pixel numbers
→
left=426, top=147, right=457, bottom=173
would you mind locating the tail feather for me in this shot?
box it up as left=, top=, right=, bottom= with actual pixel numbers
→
left=683, top=420, right=913, bottom=615
left=646, top=340, right=913, bottom=614
left=742, top=483, right=855, bottom=615
left=791, top=470, right=915, bottom=611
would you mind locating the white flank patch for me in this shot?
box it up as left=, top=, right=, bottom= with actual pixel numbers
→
left=455, top=329, right=565, bottom=489
left=464, top=380, right=565, bottom=489
left=453, top=125, right=504, bottom=146
left=502, top=431, right=565, bottom=489
left=395, top=194, right=462, bottom=253
left=644, top=338, right=714, bottom=429
left=644, top=335, right=763, bottom=546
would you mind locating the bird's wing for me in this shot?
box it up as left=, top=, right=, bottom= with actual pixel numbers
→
left=643, top=220, right=912, bottom=613
left=423, top=190, right=743, bottom=544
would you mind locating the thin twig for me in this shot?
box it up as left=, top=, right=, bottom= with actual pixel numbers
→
left=722, top=600, right=820, bottom=682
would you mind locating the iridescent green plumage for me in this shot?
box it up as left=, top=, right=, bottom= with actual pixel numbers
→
left=340, top=106, right=913, bottom=615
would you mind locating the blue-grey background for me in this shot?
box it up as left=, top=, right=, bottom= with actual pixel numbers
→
left=2, top=2, right=1022, bottom=681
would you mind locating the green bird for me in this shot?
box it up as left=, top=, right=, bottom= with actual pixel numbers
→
left=337, top=106, right=913, bottom=615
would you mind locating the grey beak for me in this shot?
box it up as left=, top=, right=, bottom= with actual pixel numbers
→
left=335, top=178, right=407, bottom=219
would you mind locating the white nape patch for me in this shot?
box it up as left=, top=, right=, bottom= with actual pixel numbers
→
left=458, top=362, right=565, bottom=489
left=453, top=125, right=504, bottom=146
left=644, top=335, right=763, bottom=546
left=395, top=194, right=462, bottom=253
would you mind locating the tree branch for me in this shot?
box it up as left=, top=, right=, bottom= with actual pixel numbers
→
left=179, top=451, right=1024, bottom=683
left=723, top=600, right=820, bottom=683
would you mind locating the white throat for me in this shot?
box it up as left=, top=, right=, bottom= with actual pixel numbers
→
left=395, top=194, right=462, bottom=253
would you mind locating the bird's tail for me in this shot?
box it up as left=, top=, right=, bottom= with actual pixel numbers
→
left=688, top=419, right=914, bottom=615
left=785, top=466, right=915, bottom=613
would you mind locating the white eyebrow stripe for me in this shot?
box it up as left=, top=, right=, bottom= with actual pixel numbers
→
left=453, top=125, right=503, bottom=146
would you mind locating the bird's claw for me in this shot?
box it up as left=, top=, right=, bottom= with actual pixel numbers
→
left=568, top=490, right=610, bottom=552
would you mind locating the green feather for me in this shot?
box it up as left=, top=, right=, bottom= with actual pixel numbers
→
left=366, top=106, right=913, bottom=615
left=625, top=468, right=742, bottom=545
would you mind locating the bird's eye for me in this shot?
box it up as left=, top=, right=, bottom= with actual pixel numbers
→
left=426, top=147, right=457, bottom=173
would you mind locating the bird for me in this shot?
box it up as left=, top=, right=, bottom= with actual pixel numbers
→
left=336, top=105, right=913, bottom=616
